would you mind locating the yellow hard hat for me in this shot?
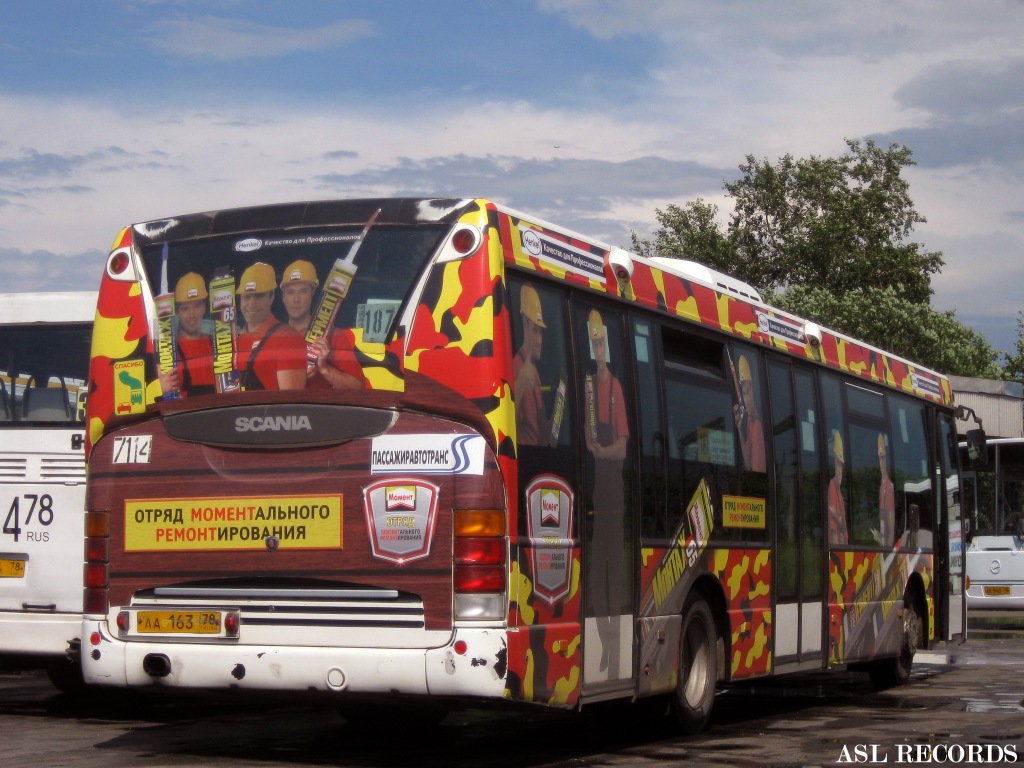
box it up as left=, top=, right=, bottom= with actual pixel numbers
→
left=174, top=272, right=207, bottom=302
left=833, top=431, right=845, bottom=463
left=236, top=262, right=276, bottom=294
left=588, top=309, right=606, bottom=340
left=520, top=284, right=546, bottom=328
left=280, top=259, right=319, bottom=289
left=737, top=354, right=751, bottom=382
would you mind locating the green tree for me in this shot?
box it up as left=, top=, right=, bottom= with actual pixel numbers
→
left=633, top=139, right=999, bottom=377
left=1001, top=312, right=1024, bottom=382
left=631, top=198, right=737, bottom=269
left=770, top=285, right=1001, bottom=378
left=635, top=139, right=943, bottom=303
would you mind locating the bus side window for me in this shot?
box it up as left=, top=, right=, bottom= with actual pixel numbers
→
left=633, top=318, right=667, bottom=540
left=821, top=374, right=850, bottom=547
left=769, top=361, right=799, bottom=600
left=889, top=398, right=933, bottom=549
left=728, top=343, right=767, bottom=474
left=794, top=369, right=824, bottom=598
left=576, top=302, right=634, bottom=623
left=508, top=275, right=577, bottom=532
left=0, top=379, right=10, bottom=421
left=844, top=384, right=891, bottom=547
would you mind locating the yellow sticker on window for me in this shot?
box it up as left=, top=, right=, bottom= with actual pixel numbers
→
left=124, top=495, right=342, bottom=551
left=722, top=495, right=766, bottom=529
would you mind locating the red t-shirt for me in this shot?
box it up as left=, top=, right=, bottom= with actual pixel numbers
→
left=592, top=371, right=628, bottom=445
left=177, top=335, right=215, bottom=394
left=235, top=317, right=306, bottom=391
left=307, top=330, right=367, bottom=390
left=513, top=348, right=545, bottom=446
left=828, top=479, right=848, bottom=546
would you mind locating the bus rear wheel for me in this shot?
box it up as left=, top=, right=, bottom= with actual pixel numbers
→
left=46, top=657, right=86, bottom=695
left=867, top=594, right=922, bottom=689
left=671, top=597, right=717, bottom=734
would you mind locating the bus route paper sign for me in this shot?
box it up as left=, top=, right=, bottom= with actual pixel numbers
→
left=722, top=495, right=766, bottom=529
left=124, top=495, right=342, bottom=551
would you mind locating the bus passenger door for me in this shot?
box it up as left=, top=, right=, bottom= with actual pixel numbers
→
left=575, top=302, right=635, bottom=688
left=939, top=414, right=965, bottom=640
left=768, top=363, right=825, bottom=668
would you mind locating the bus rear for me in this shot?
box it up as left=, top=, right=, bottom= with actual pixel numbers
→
left=0, top=292, right=94, bottom=690
left=82, top=199, right=515, bottom=710
left=961, top=438, right=1024, bottom=609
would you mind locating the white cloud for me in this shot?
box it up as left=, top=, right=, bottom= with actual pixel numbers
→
left=144, top=16, right=376, bottom=61
left=2, top=0, right=1023, bottom=355
left=0, top=94, right=700, bottom=255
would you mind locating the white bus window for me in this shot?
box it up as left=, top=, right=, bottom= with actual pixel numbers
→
left=0, top=326, right=90, bottom=426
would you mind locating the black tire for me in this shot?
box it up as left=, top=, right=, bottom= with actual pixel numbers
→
left=46, top=657, right=86, bottom=695
left=671, top=598, right=717, bottom=734
left=867, top=594, right=922, bottom=689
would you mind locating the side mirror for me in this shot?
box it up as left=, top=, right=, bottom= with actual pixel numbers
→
left=965, top=428, right=987, bottom=469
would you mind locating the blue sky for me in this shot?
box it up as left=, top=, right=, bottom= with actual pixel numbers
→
left=2, top=1, right=1023, bottom=356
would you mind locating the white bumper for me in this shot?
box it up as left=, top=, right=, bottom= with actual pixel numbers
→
left=81, top=618, right=508, bottom=699
left=0, top=611, right=80, bottom=656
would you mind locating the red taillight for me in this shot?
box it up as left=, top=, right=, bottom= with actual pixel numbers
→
left=85, top=589, right=108, bottom=616
left=454, top=564, right=505, bottom=593
left=454, top=537, right=504, bottom=564
left=85, top=537, right=108, bottom=563
left=108, top=249, right=131, bottom=275
left=454, top=509, right=506, bottom=595
left=451, top=226, right=479, bottom=255
left=85, top=510, right=110, bottom=615
left=224, top=611, right=239, bottom=637
left=84, top=563, right=107, bottom=589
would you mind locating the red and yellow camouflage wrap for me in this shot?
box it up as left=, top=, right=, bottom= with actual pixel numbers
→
left=405, top=202, right=515, bottom=473
left=709, top=548, right=773, bottom=678
left=506, top=549, right=583, bottom=706
left=827, top=550, right=931, bottom=664
left=498, top=211, right=952, bottom=408
left=399, top=204, right=585, bottom=704
left=87, top=228, right=156, bottom=456
left=86, top=198, right=951, bottom=708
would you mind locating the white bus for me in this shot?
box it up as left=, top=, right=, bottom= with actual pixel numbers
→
left=0, top=292, right=95, bottom=690
left=961, top=437, right=1024, bottom=610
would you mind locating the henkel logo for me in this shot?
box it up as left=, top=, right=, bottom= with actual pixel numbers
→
left=385, top=486, right=416, bottom=511
left=235, top=238, right=263, bottom=253
left=521, top=228, right=542, bottom=256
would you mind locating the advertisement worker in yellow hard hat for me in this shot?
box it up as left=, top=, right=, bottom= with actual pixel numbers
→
left=876, top=433, right=895, bottom=547
left=235, top=261, right=306, bottom=391
left=513, top=283, right=550, bottom=445
left=158, top=272, right=215, bottom=397
left=279, top=259, right=362, bottom=391
left=732, top=353, right=766, bottom=472
left=583, top=307, right=630, bottom=677
left=827, top=430, right=848, bottom=546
